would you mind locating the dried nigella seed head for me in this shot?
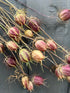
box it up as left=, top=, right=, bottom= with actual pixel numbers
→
left=35, top=40, right=47, bottom=51
left=14, top=12, right=26, bottom=25
left=55, top=65, right=65, bottom=80
left=21, top=76, right=29, bottom=89
left=8, top=27, right=20, bottom=42
left=46, top=39, right=57, bottom=51
left=19, top=49, right=31, bottom=62
left=24, top=30, right=33, bottom=37
left=58, top=9, right=70, bottom=21
left=5, top=56, right=16, bottom=67
left=27, top=81, right=33, bottom=92
left=28, top=17, right=40, bottom=32
left=55, top=64, right=70, bottom=80
left=65, top=54, right=70, bottom=64
left=61, top=64, right=70, bottom=76
left=32, top=50, right=45, bottom=62
left=32, top=75, right=45, bottom=86
left=6, top=41, right=18, bottom=51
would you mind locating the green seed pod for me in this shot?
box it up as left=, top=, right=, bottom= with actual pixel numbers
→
left=19, top=49, right=31, bottom=62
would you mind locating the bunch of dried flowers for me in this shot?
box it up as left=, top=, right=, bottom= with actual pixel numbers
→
left=0, top=0, right=70, bottom=92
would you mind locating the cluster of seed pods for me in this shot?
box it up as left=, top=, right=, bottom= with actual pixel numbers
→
left=0, top=0, right=70, bottom=92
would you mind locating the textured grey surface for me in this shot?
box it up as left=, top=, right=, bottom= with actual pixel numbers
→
left=0, top=0, right=70, bottom=93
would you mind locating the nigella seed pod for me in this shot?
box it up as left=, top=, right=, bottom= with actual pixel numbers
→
left=27, top=81, right=33, bottom=92
left=24, top=30, right=33, bottom=37
left=46, top=39, right=57, bottom=50
left=6, top=41, right=18, bottom=51
left=35, top=40, right=47, bottom=51
left=32, top=50, right=45, bottom=62
left=5, top=57, right=16, bottom=67
left=65, top=54, right=70, bottom=64
left=8, top=27, right=20, bottom=42
left=66, top=76, right=70, bottom=82
left=55, top=66, right=65, bottom=79
left=61, top=64, right=70, bottom=76
left=55, top=64, right=70, bottom=79
left=59, top=9, right=70, bottom=21
left=19, top=49, right=30, bottom=62
left=0, top=43, right=4, bottom=53
left=32, top=76, right=44, bottom=86
left=21, top=76, right=29, bottom=89
left=14, top=13, right=26, bottom=25
left=28, top=17, right=40, bottom=32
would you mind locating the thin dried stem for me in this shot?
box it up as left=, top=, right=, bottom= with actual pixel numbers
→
left=42, top=63, right=50, bottom=70
left=5, top=0, right=17, bottom=11
left=20, top=37, right=32, bottom=51
left=49, top=51, right=66, bottom=63
left=45, top=56, right=57, bottom=66
left=0, top=35, right=7, bottom=43
left=46, top=50, right=57, bottom=65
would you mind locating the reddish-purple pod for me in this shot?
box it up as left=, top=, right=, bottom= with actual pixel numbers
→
left=32, top=75, right=45, bottom=86
left=0, top=43, right=4, bottom=53
left=5, top=57, right=16, bottom=67
left=14, top=13, right=26, bottom=25
left=46, top=39, right=57, bottom=51
left=59, top=9, right=70, bottom=21
left=19, top=49, right=31, bottom=62
left=65, top=54, right=70, bottom=64
left=35, top=40, right=47, bottom=51
left=61, top=64, right=70, bottom=76
left=28, top=17, right=40, bottom=32
left=8, top=27, right=20, bottom=42
left=6, top=41, right=18, bottom=51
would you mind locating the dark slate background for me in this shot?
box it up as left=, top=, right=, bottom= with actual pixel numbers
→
left=0, top=0, right=70, bottom=93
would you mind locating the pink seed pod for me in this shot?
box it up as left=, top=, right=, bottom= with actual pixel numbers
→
left=55, top=64, right=70, bottom=79
left=65, top=54, right=70, bottom=64
left=61, top=64, right=70, bottom=76
left=8, top=27, right=20, bottom=42
left=21, top=76, right=29, bottom=89
left=32, top=50, right=45, bottom=62
left=35, top=40, right=47, bottom=51
left=46, top=39, right=57, bottom=50
left=0, top=43, right=4, bottom=53
left=24, top=30, right=33, bottom=37
left=28, top=17, right=40, bottom=32
left=19, top=49, right=31, bottom=62
left=14, top=13, right=26, bottom=25
left=32, top=75, right=45, bottom=86
left=6, top=41, right=18, bottom=51
left=58, top=9, right=70, bottom=21
left=27, top=81, right=33, bottom=92
left=5, top=57, right=16, bottom=67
